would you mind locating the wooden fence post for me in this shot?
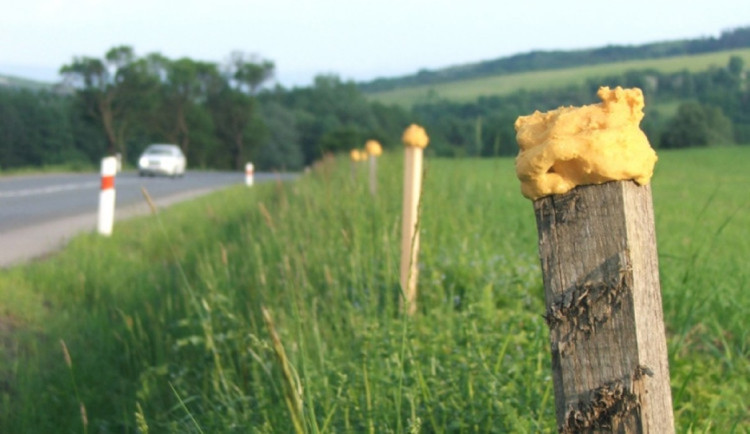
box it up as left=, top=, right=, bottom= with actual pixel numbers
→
left=350, top=149, right=363, bottom=181
left=533, top=180, right=674, bottom=433
left=400, top=124, right=429, bottom=315
left=365, top=140, right=382, bottom=196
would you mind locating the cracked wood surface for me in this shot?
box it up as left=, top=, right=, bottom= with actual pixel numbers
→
left=534, top=181, right=674, bottom=433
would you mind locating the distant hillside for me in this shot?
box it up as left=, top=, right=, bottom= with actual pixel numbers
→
left=365, top=48, right=750, bottom=107
left=0, top=73, right=59, bottom=92
left=359, top=26, right=750, bottom=93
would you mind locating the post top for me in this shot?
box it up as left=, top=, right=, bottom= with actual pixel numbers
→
left=402, top=124, right=429, bottom=149
left=365, top=140, right=383, bottom=156
left=514, top=86, right=657, bottom=201
left=350, top=149, right=365, bottom=162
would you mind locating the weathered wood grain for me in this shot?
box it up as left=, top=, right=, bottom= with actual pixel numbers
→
left=534, top=180, right=674, bottom=433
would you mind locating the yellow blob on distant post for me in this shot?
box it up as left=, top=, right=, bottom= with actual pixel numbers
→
left=365, top=139, right=383, bottom=156
left=400, top=124, right=429, bottom=315
left=365, top=140, right=383, bottom=196
left=350, top=149, right=365, bottom=162
left=349, top=148, right=364, bottom=181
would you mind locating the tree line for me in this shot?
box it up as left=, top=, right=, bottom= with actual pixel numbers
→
left=1, top=46, right=748, bottom=171
left=411, top=55, right=748, bottom=157
left=360, top=26, right=750, bottom=93
left=0, top=46, right=413, bottom=171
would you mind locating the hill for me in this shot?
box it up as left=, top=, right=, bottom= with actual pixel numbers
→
left=365, top=48, right=750, bottom=108
left=359, top=26, right=750, bottom=96
left=0, top=73, right=56, bottom=92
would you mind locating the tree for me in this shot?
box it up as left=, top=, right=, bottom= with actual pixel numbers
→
left=0, top=89, right=91, bottom=169
left=207, top=88, right=258, bottom=169
left=60, top=46, right=158, bottom=160
left=206, top=53, right=275, bottom=169
left=60, top=56, right=117, bottom=154
left=255, top=102, right=303, bottom=170
left=660, top=102, right=734, bottom=148
left=261, top=74, right=401, bottom=164
left=161, top=58, right=222, bottom=156
left=728, top=55, right=745, bottom=77
left=227, top=52, right=275, bottom=95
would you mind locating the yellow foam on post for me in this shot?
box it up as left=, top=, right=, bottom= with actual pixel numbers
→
left=514, top=86, right=657, bottom=200
left=350, top=149, right=364, bottom=162
left=402, top=124, right=429, bottom=149
left=365, top=140, right=383, bottom=156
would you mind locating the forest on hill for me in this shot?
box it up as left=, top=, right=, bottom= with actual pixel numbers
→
left=359, top=27, right=750, bottom=93
left=410, top=54, right=748, bottom=157
left=1, top=27, right=749, bottom=171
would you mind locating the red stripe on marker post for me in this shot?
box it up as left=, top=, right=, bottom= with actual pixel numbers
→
left=101, top=175, right=115, bottom=191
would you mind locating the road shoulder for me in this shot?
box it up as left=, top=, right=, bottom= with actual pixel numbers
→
left=0, top=187, right=218, bottom=268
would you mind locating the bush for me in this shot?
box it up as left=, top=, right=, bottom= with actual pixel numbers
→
left=659, top=102, right=735, bottom=148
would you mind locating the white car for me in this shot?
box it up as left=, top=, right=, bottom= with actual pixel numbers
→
left=138, top=144, right=186, bottom=177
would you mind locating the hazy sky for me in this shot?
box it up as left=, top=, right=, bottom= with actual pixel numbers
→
left=1, top=0, right=748, bottom=87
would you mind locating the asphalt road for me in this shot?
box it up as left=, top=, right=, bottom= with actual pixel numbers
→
left=0, top=170, right=284, bottom=267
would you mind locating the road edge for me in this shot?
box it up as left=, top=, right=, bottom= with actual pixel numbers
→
left=0, top=187, right=220, bottom=269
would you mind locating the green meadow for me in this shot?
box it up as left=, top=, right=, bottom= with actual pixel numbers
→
left=1, top=146, right=749, bottom=432
left=367, top=48, right=750, bottom=108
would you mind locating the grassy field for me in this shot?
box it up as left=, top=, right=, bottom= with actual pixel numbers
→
left=0, top=162, right=96, bottom=176
left=1, top=146, right=749, bottom=432
left=366, top=48, right=750, bottom=108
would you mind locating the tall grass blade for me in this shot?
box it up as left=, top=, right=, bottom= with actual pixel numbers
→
left=262, top=306, right=305, bottom=434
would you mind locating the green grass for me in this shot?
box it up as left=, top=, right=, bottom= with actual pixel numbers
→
left=1, top=147, right=749, bottom=432
left=0, top=162, right=97, bottom=176
left=367, top=48, right=750, bottom=108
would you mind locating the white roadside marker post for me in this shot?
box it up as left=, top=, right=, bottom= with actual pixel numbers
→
left=245, top=162, right=255, bottom=186
left=97, top=156, right=117, bottom=236
left=400, top=124, right=429, bottom=315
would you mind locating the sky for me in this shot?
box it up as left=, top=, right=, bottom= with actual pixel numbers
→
left=1, top=0, right=749, bottom=88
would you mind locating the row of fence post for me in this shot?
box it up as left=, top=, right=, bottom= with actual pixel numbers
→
left=348, top=118, right=673, bottom=431
left=96, top=111, right=675, bottom=430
